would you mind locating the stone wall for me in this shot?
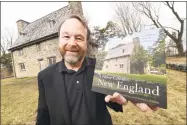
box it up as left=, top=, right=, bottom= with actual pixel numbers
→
left=102, top=56, right=131, bottom=73
left=12, top=37, right=61, bottom=78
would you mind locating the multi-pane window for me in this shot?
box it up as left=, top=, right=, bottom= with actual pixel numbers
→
left=120, top=64, right=124, bottom=68
left=19, top=63, right=25, bottom=70
left=38, top=59, right=44, bottom=71
left=48, top=57, right=56, bottom=66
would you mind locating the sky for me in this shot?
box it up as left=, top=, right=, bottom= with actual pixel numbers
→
left=1, top=2, right=186, bottom=51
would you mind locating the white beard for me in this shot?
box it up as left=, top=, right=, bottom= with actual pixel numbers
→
left=64, top=53, right=82, bottom=65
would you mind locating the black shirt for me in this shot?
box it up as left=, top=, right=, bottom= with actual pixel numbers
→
left=61, top=59, right=91, bottom=125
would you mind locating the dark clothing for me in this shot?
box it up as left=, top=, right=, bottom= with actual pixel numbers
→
left=36, top=57, right=123, bottom=125
left=63, top=60, right=91, bottom=125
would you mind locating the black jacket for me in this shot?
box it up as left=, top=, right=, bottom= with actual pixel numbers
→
left=36, top=57, right=123, bottom=125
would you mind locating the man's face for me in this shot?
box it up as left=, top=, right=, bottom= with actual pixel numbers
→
left=58, top=18, right=87, bottom=65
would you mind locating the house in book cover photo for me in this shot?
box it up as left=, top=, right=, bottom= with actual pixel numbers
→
left=92, top=28, right=167, bottom=109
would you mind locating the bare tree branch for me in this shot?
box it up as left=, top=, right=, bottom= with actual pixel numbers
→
left=165, top=1, right=183, bottom=23
left=1, top=28, right=15, bottom=54
left=164, top=26, right=179, bottom=33
left=132, top=2, right=185, bottom=56
left=114, top=2, right=143, bottom=36
left=156, top=20, right=178, bottom=42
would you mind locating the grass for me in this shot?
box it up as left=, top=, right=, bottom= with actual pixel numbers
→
left=1, top=57, right=186, bottom=124
left=1, top=77, right=38, bottom=125
left=96, top=71, right=167, bottom=84
left=166, top=57, right=186, bottom=63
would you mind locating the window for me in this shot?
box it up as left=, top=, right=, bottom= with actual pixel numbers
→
left=36, top=43, right=41, bottom=50
left=18, top=49, right=23, bottom=56
left=120, top=64, right=124, bottom=68
left=116, top=58, right=118, bottom=61
left=49, top=20, right=56, bottom=28
left=106, top=65, right=108, bottom=68
left=48, top=57, right=56, bottom=66
left=38, top=59, right=44, bottom=71
left=19, top=63, right=25, bottom=70
left=122, top=49, right=125, bottom=53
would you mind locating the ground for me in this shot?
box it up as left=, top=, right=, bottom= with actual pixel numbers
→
left=166, top=57, right=186, bottom=63
left=1, top=57, right=186, bottom=125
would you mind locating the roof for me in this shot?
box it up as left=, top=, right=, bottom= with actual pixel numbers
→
left=9, top=5, right=71, bottom=51
left=105, top=42, right=135, bottom=60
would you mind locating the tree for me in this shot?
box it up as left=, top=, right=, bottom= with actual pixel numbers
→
left=90, top=21, right=118, bottom=50
left=95, top=51, right=107, bottom=70
left=0, top=53, right=13, bottom=72
left=132, top=2, right=185, bottom=56
left=130, top=45, right=149, bottom=74
left=114, top=2, right=144, bottom=36
left=1, top=28, right=14, bottom=54
left=1, top=28, right=15, bottom=73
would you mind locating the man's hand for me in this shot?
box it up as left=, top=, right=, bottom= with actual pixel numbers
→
left=105, top=92, right=159, bottom=112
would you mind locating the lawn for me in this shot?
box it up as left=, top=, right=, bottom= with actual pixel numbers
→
left=1, top=77, right=38, bottom=125
left=166, top=57, right=186, bottom=63
left=1, top=69, right=186, bottom=124
left=99, top=72, right=167, bottom=84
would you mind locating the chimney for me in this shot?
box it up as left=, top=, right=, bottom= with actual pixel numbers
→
left=16, top=19, right=30, bottom=35
left=133, top=37, right=140, bottom=46
left=132, top=37, right=141, bottom=52
left=68, top=1, right=83, bottom=16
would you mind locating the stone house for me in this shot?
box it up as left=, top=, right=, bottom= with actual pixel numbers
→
left=102, top=38, right=140, bottom=73
left=8, top=2, right=98, bottom=78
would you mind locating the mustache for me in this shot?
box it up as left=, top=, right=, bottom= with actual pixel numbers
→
left=65, top=45, right=80, bottom=52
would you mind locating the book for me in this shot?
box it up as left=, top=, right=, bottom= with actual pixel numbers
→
left=92, top=28, right=167, bottom=109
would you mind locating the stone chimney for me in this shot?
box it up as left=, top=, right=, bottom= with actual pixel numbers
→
left=68, top=1, right=83, bottom=16
left=132, top=37, right=141, bottom=52
left=16, top=19, right=30, bottom=35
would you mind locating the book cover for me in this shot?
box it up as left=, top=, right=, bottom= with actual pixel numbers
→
left=92, top=28, right=167, bottom=109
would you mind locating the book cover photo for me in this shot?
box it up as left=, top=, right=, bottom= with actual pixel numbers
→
left=91, top=28, right=167, bottom=109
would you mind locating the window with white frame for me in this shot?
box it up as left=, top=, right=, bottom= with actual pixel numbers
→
left=48, top=57, right=56, bottom=66
left=19, top=63, right=25, bottom=70
left=38, top=59, right=44, bottom=71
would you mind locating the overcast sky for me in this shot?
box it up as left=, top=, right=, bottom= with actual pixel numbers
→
left=1, top=2, right=186, bottom=50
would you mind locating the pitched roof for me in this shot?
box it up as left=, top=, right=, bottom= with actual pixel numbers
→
left=105, top=42, right=134, bottom=60
left=9, top=5, right=72, bottom=50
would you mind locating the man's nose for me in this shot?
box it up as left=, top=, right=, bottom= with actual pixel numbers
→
left=68, top=37, right=77, bottom=46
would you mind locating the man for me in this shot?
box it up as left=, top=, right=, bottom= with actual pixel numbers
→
left=36, top=15, right=158, bottom=125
